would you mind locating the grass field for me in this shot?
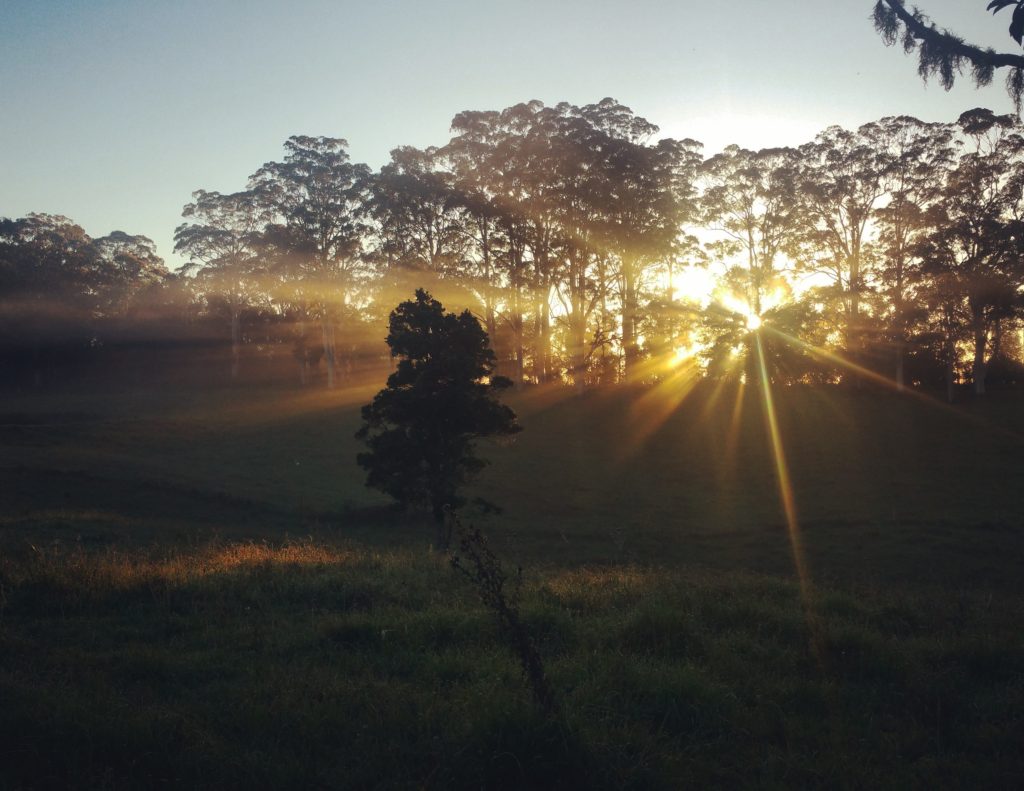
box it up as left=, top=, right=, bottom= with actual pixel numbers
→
left=1, top=378, right=1023, bottom=788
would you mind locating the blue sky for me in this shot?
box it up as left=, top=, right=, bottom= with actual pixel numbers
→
left=0, top=0, right=1018, bottom=269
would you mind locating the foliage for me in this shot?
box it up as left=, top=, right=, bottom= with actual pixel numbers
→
left=356, top=290, right=520, bottom=544
left=8, top=100, right=1024, bottom=395
left=872, top=0, right=1024, bottom=108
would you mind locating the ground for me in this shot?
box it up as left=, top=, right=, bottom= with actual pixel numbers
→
left=0, top=377, right=1022, bottom=788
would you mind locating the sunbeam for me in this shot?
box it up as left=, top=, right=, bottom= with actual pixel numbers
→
left=754, top=333, right=826, bottom=668
left=763, top=325, right=1024, bottom=443
left=618, top=356, right=702, bottom=459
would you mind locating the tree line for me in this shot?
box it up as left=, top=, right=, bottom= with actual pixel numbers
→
left=3, top=100, right=1024, bottom=397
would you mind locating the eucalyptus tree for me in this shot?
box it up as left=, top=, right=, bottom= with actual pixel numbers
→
left=366, top=145, right=469, bottom=281
left=0, top=214, right=106, bottom=383
left=868, top=116, right=955, bottom=388
left=442, top=123, right=509, bottom=347
left=0, top=213, right=105, bottom=315
left=448, top=108, right=537, bottom=384
left=797, top=123, right=891, bottom=359
left=549, top=102, right=611, bottom=387
left=700, top=145, right=802, bottom=322
left=915, top=263, right=971, bottom=401
left=1, top=214, right=171, bottom=383
left=526, top=98, right=687, bottom=387
left=915, top=109, right=1024, bottom=396
left=174, top=189, right=267, bottom=378
left=250, top=136, right=371, bottom=388
left=504, top=100, right=569, bottom=384
left=92, top=231, right=169, bottom=316
left=447, top=101, right=572, bottom=384
left=490, top=103, right=570, bottom=384
left=589, top=99, right=702, bottom=381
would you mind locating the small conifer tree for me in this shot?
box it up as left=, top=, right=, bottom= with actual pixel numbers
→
left=356, top=290, right=520, bottom=548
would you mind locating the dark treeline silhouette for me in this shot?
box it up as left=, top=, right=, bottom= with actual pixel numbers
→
left=3, top=100, right=1024, bottom=398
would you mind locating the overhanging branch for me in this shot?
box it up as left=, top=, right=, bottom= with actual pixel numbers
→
left=874, top=0, right=1024, bottom=107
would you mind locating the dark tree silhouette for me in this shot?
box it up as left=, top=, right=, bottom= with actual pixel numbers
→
left=93, top=231, right=169, bottom=315
left=356, top=290, right=520, bottom=549
left=873, top=1, right=1024, bottom=107
left=869, top=116, right=955, bottom=389
left=914, top=109, right=1024, bottom=397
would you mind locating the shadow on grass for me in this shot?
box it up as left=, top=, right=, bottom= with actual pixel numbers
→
left=1, top=541, right=1022, bottom=788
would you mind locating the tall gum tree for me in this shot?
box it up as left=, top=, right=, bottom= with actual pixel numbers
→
left=916, top=109, right=1024, bottom=396
left=449, top=105, right=557, bottom=385
left=443, top=120, right=507, bottom=349
left=250, top=136, right=370, bottom=389
left=366, top=146, right=469, bottom=285
left=174, top=190, right=266, bottom=378
left=589, top=100, right=701, bottom=382
left=700, top=146, right=802, bottom=319
left=868, top=116, right=955, bottom=389
left=93, top=231, right=169, bottom=317
left=797, top=124, right=891, bottom=364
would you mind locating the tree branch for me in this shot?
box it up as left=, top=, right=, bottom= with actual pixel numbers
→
left=874, top=0, right=1024, bottom=108
left=880, top=0, right=1024, bottom=71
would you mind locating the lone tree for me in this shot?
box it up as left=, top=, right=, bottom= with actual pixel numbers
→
left=356, top=289, right=520, bottom=549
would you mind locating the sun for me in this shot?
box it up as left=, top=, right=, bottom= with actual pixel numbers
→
left=719, top=293, right=765, bottom=332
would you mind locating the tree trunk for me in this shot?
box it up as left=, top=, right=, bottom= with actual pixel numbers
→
left=230, top=306, right=241, bottom=380
left=894, top=254, right=905, bottom=392
left=535, top=295, right=551, bottom=384
left=895, top=340, right=905, bottom=393
left=321, top=311, right=336, bottom=389
left=511, top=289, right=525, bottom=387
left=849, top=242, right=862, bottom=349
left=972, top=323, right=987, bottom=396
left=570, top=312, right=586, bottom=393
left=945, top=349, right=956, bottom=404
left=621, top=261, right=638, bottom=383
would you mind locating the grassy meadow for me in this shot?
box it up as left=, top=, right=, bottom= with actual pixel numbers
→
left=1, top=376, right=1023, bottom=788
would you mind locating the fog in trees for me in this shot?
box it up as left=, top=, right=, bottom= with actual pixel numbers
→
left=4, top=99, right=1024, bottom=400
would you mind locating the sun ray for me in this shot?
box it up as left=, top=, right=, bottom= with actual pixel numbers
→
left=724, top=378, right=746, bottom=472
left=697, top=372, right=733, bottom=423
left=617, top=356, right=702, bottom=459
left=754, top=334, right=827, bottom=667
left=763, top=325, right=1024, bottom=442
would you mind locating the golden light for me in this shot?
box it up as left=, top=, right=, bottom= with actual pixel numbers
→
left=753, top=334, right=826, bottom=667
left=718, top=293, right=765, bottom=333
left=617, top=354, right=702, bottom=459
left=673, top=344, right=700, bottom=365
left=657, top=265, right=717, bottom=304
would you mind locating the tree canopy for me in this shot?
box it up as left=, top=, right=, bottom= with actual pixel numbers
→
left=356, top=290, right=520, bottom=548
left=6, top=98, right=1024, bottom=399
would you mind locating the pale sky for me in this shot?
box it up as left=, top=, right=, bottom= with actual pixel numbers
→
left=1, top=0, right=1019, bottom=269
